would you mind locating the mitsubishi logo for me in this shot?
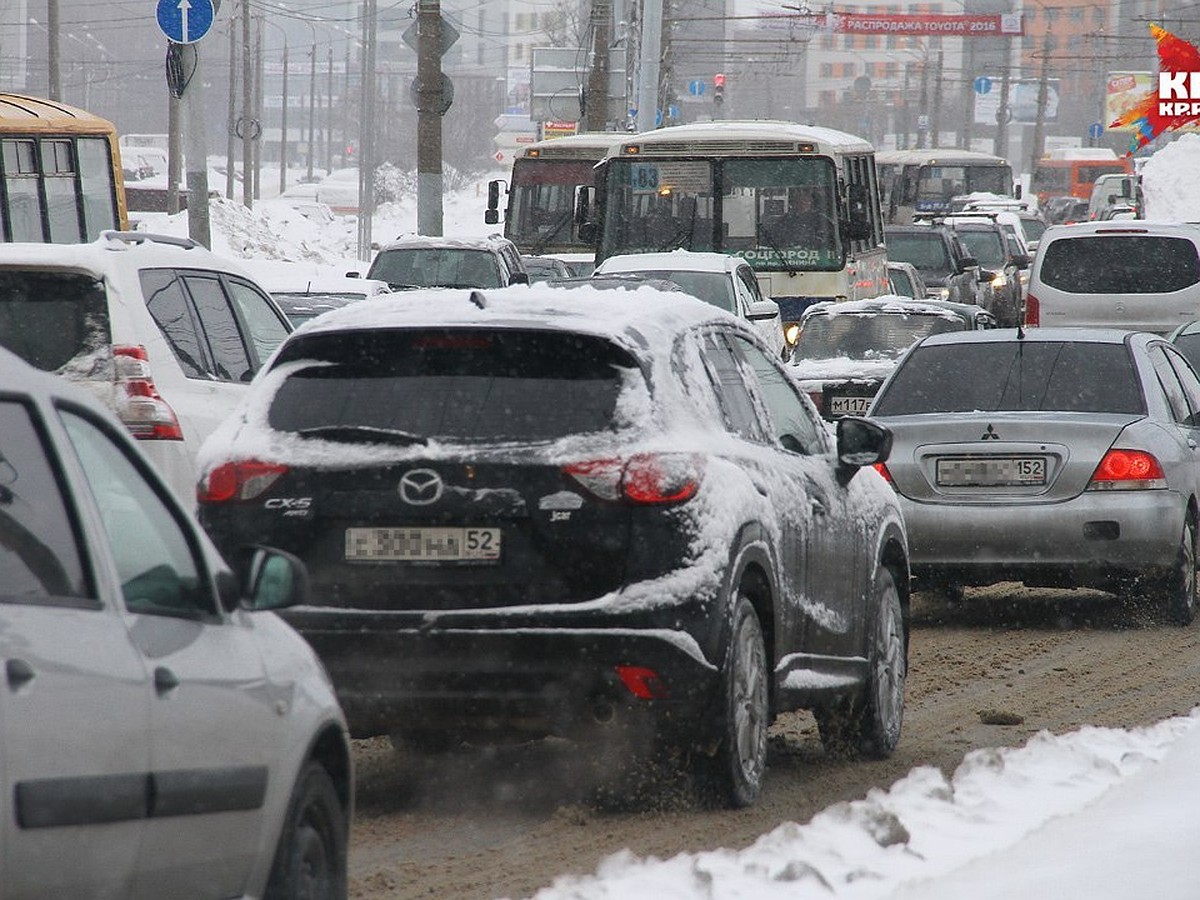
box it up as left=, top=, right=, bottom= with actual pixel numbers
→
left=398, top=468, right=444, bottom=505
left=981, top=424, right=1001, bottom=441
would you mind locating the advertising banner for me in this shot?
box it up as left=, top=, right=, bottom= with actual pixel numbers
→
left=1105, top=71, right=1152, bottom=133
left=831, top=12, right=1024, bottom=37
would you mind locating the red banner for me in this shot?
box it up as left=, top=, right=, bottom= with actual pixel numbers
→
left=830, top=12, right=1024, bottom=37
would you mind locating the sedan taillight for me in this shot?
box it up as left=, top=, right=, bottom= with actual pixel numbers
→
left=112, top=345, right=183, bottom=441
left=564, top=453, right=704, bottom=506
left=1086, top=449, right=1166, bottom=491
left=198, top=460, right=290, bottom=504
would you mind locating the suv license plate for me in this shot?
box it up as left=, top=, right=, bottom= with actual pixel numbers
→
left=936, top=456, right=1047, bottom=487
left=345, top=527, right=501, bottom=562
left=829, top=395, right=873, bottom=416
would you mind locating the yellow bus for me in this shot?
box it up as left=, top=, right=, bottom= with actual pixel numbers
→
left=0, top=93, right=128, bottom=242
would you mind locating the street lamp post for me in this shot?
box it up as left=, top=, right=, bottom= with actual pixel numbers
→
left=306, top=40, right=316, bottom=182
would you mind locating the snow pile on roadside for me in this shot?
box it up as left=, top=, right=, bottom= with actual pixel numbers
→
left=526, top=713, right=1198, bottom=900
left=1140, top=133, right=1200, bottom=222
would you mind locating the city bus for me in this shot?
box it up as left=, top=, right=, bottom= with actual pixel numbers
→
left=1030, top=148, right=1132, bottom=207
left=485, top=133, right=622, bottom=275
left=0, top=93, right=127, bottom=241
left=580, top=120, right=888, bottom=343
left=875, top=149, right=1015, bottom=223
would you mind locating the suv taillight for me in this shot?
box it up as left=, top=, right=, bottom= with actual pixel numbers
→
left=198, top=460, right=290, bottom=504
left=112, top=345, right=184, bottom=441
left=1024, top=293, right=1040, bottom=326
left=564, top=453, right=704, bottom=505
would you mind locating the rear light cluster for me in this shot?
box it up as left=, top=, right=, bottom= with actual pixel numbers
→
left=1024, top=294, right=1039, bottom=326
left=112, top=345, right=183, bottom=441
left=1087, top=449, right=1166, bottom=491
left=807, top=390, right=824, bottom=414
left=198, top=459, right=289, bottom=504
left=564, top=453, right=704, bottom=506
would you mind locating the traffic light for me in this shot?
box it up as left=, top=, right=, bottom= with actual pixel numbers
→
left=714, top=73, right=725, bottom=105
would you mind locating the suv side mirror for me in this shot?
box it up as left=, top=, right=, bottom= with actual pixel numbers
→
left=1010, top=253, right=1031, bottom=269
left=958, top=254, right=978, bottom=272
left=239, top=547, right=310, bottom=611
left=509, top=271, right=529, bottom=285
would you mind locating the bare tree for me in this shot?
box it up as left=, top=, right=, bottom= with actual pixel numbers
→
left=541, top=0, right=591, bottom=48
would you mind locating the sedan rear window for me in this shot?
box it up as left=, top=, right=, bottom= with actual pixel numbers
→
left=872, top=341, right=1145, bottom=415
left=269, top=329, right=641, bottom=442
left=0, top=271, right=109, bottom=372
left=1039, top=235, right=1200, bottom=294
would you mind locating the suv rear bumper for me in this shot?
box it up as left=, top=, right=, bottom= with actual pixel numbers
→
left=283, top=612, right=723, bottom=741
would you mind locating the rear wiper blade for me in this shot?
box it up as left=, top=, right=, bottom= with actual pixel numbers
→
left=295, top=425, right=429, bottom=446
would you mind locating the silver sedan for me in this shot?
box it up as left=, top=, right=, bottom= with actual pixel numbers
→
left=868, top=327, right=1200, bottom=624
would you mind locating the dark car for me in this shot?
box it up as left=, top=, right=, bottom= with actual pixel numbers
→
left=884, top=224, right=982, bottom=306
left=197, top=283, right=910, bottom=809
left=944, top=215, right=1031, bottom=326
left=366, top=233, right=529, bottom=290
left=791, top=296, right=997, bottom=420
left=0, top=346, right=352, bottom=897
left=520, top=254, right=574, bottom=282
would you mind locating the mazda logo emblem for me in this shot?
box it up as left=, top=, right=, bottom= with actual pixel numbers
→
left=398, top=468, right=444, bottom=505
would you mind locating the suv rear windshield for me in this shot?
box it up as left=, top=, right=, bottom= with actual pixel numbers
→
left=1039, top=235, right=1200, bottom=294
left=367, top=248, right=504, bottom=289
left=797, top=311, right=966, bottom=360
left=872, top=341, right=1144, bottom=415
left=269, top=328, right=641, bottom=442
left=0, top=271, right=109, bottom=372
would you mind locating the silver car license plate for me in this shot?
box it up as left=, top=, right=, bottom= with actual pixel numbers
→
left=935, top=456, right=1047, bottom=487
left=829, top=395, right=873, bottom=416
left=345, top=527, right=501, bottom=561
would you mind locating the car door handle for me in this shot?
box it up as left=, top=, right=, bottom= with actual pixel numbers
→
left=6, top=658, right=34, bottom=689
left=154, top=666, right=180, bottom=695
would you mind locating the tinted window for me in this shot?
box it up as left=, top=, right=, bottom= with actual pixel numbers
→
left=225, top=277, right=290, bottom=366
left=872, top=341, right=1144, bottom=415
left=367, top=248, right=504, bottom=289
left=956, top=229, right=1006, bottom=266
left=618, top=270, right=736, bottom=313
left=0, top=399, right=89, bottom=603
left=1172, top=332, right=1200, bottom=373
left=142, top=269, right=209, bottom=378
left=889, top=268, right=916, bottom=297
left=60, top=409, right=209, bottom=616
left=698, top=331, right=766, bottom=441
left=733, top=336, right=824, bottom=454
left=0, top=271, right=109, bottom=372
left=885, top=232, right=951, bottom=271
left=182, top=273, right=253, bottom=382
left=269, top=329, right=640, bottom=442
left=1039, top=236, right=1200, bottom=294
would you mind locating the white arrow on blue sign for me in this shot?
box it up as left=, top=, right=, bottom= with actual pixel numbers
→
left=688, top=80, right=706, bottom=96
left=157, top=0, right=215, bottom=44
left=973, top=76, right=992, bottom=95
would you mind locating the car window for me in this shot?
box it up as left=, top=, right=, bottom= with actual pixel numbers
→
left=872, top=340, right=1145, bottom=416
left=698, top=330, right=767, bottom=442
left=141, top=268, right=210, bottom=379
left=1161, top=344, right=1200, bottom=426
left=181, top=273, right=254, bottom=383
left=269, top=328, right=641, bottom=442
left=885, top=232, right=951, bottom=271
left=0, top=271, right=110, bottom=373
left=956, top=229, right=1005, bottom=267
left=0, top=399, right=90, bottom=604
left=795, top=311, right=965, bottom=360
left=225, top=277, right=291, bottom=367
left=731, top=335, right=824, bottom=454
left=59, top=408, right=210, bottom=617
left=1039, top=236, right=1200, bottom=294
left=737, top=266, right=767, bottom=307
left=1149, top=346, right=1193, bottom=425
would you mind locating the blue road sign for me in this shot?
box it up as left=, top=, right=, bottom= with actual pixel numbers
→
left=1089, top=122, right=1104, bottom=139
left=973, top=76, right=992, bottom=95
left=156, top=0, right=215, bottom=44
left=688, top=80, right=706, bottom=96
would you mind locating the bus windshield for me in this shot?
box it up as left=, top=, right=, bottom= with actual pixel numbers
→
left=506, top=158, right=596, bottom=254
left=599, top=156, right=842, bottom=272
left=916, top=163, right=1012, bottom=206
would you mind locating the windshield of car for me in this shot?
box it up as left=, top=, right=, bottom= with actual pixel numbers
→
left=795, top=311, right=966, bottom=360
left=955, top=229, right=1006, bottom=267
left=1021, top=217, right=1047, bottom=243
left=889, top=268, right=916, bottom=297
left=367, top=248, right=504, bottom=289
left=885, top=232, right=952, bottom=273
left=0, top=271, right=110, bottom=372
left=872, top=341, right=1145, bottom=415
left=1038, top=235, right=1200, bottom=294
left=269, top=329, right=643, bottom=442
left=608, top=270, right=736, bottom=313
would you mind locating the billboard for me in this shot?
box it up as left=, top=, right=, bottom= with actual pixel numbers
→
left=974, top=79, right=1059, bottom=125
left=1105, top=71, right=1152, bottom=133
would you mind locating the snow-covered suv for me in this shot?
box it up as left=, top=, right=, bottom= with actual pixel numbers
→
left=0, top=231, right=292, bottom=503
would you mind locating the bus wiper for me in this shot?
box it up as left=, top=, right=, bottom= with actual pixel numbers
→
left=657, top=200, right=700, bottom=252
left=757, top=225, right=798, bottom=276
left=295, top=425, right=429, bottom=446
left=530, top=209, right=576, bottom=255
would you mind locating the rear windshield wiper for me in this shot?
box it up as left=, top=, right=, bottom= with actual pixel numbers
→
left=294, top=425, right=429, bottom=446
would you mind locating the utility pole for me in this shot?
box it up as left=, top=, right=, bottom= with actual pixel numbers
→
left=241, top=0, right=252, bottom=207
left=168, top=94, right=182, bottom=213
left=306, top=40, right=316, bottom=183
left=930, top=50, right=944, bottom=149
left=416, top=0, right=445, bottom=236
left=1029, top=32, right=1051, bottom=176
left=253, top=13, right=263, bottom=201
left=356, top=0, right=377, bottom=259
left=636, top=0, right=662, bottom=132
left=994, top=62, right=1011, bottom=160
left=326, top=48, right=334, bottom=173
left=168, top=42, right=212, bottom=247
left=585, top=0, right=611, bottom=132
left=917, top=56, right=930, bottom=150
left=226, top=23, right=237, bottom=200
left=47, top=0, right=61, bottom=100
left=279, top=38, right=289, bottom=195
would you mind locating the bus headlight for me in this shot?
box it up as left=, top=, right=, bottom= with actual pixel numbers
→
left=784, top=322, right=801, bottom=346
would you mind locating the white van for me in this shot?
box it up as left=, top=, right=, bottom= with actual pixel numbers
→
left=1025, top=222, right=1200, bottom=334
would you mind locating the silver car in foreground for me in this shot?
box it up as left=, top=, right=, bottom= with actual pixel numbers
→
left=869, top=328, right=1200, bottom=624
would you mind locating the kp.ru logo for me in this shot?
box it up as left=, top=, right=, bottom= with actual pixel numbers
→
left=1111, top=24, right=1200, bottom=153
left=1158, top=72, right=1200, bottom=117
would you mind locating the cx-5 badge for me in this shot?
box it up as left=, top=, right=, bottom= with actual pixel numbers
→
left=399, top=468, right=444, bottom=505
